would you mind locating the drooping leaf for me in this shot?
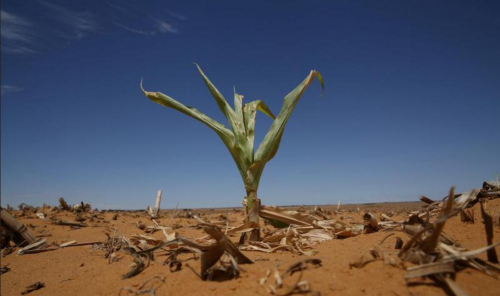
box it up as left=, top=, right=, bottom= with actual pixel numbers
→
left=141, top=80, right=250, bottom=182
left=141, top=80, right=235, bottom=148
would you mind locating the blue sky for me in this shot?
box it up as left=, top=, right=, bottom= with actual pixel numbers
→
left=1, top=0, right=499, bottom=209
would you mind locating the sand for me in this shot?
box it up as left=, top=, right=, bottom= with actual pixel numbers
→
left=1, top=200, right=499, bottom=295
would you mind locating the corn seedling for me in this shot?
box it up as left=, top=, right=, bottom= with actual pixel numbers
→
left=141, top=64, right=324, bottom=240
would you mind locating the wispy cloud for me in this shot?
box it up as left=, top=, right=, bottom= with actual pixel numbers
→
left=164, top=9, right=187, bottom=21
left=106, top=1, right=183, bottom=36
left=38, top=0, right=97, bottom=40
left=152, top=18, right=179, bottom=34
left=112, top=22, right=155, bottom=36
left=2, top=45, right=37, bottom=55
left=1, top=10, right=37, bottom=54
left=2, top=3, right=184, bottom=55
left=1, top=85, right=24, bottom=95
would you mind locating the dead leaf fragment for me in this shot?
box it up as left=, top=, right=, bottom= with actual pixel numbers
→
left=21, top=282, right=45, bottom=295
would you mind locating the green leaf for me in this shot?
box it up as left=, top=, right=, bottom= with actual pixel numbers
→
left=246, top=70, right=324, bottom=191
left=195, top=65, right=251, bottom=168
left=233, top=89, right=245, bottom=134
left=141, top=80, right=235, bottom=147
left=242, top=100, right=275, bottom=162
left=194, top=63, right=235, bottom=122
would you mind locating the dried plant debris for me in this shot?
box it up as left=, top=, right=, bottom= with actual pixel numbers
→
left=335, top=225, right=364, bottom=239
left=3, top=184, right=497, bottom=294
left=119, top=276, right=166, bottom=296
left=147, top=190, right=162, bottom=219
left=17, top=239, right=48, bottom=255
left=51, top=219, right=87, bottom=228
left=16, top=240, right=100, bottom=255
left=21, top=282, right=45, bottom=295
left=1, top=264, right=10, bottom=274
left=0, top=229, right=11, bottom=249
left=114, top=225, right=253, bottom=281
left=203, top=252, right=243, bottom=281
left=420, top=196, right=435, bottom=204
left=310, top=206, right=331, bottom=220
left=483, top=180, right=500, bottom=191
left=226, top=221, right=259, bottom=235
left=242, top=227, right=329, bottom=256
left=258, top=205, right=396, bottom=247
left=353, top=186, right=500, bottom=296
left=122, top=247, right=149, bottom=279
left=59, top=197, right=71, bottom=211
left=479, top=201, right=499, bottom=263
left=136, top=221, right=147, bottom=231
left=1, top=247, right=16, bottom=257
left=395, top=237, right=403, bottom=250
left=363, top=213, right=379, bottom=233
left=421, top=180, right=500, bottom=218
left=102, top=232, right=129, bottom=264
left=72, top=202, right=92, bottom=213
left=75, top=213, right=86, bottom=222
left=1, top=207, right=38, bottom=245
left=164, top=251, right=184, bottom=272
left=178, top=225, right=253, bottom=280
left=130, top=235, right=168, bottom=251
left=260, top=206, right=320, bottom=227
left=261, top=259, right=322, bottom=296
left=459, top=208, right=475, bottom=223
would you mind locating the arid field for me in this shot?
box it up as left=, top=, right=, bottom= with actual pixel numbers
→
left=1, top=196, right=499, bottom=296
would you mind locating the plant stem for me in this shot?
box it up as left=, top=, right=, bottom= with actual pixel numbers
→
left=245, top=191, right=260, bottom=241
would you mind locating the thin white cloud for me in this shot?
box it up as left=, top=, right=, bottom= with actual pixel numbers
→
left=38, top=0, right=97, bottom=40
left=1, top=10, right=36, bottom=54
left=107, top=1, right=184, bottom=36
left=113, top=22, right=155, bottom=36
left=1, top=85, right=24, bottom=95
left=1, top=11, right=31, bottom=41
left=2, top=3, right=184, bottom=55
left=164, top=9, right=186, bottom=21
left=152, top=18, right=178, bottom=34
left=2, top=45, right=36, bottom=55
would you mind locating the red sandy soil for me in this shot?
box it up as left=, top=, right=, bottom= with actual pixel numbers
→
left=1, top=200, right=499, bottom=296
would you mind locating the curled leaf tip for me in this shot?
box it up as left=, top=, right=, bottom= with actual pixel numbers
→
left=140, top=78, right=146, bottom=94
left=140, top=78, right=155, bottom=98
left=314, top=71, right=325, bottom=97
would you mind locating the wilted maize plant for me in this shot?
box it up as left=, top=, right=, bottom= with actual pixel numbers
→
left=141, top=64, right=323, bottom=240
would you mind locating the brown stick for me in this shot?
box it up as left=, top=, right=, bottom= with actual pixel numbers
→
left=480, top=202, right=499, bottom=263
left=395, top=237, right=403, bottom=249
left=420, top=196, right=435, bottom=204
left=51, top=220, right=87, bottom=227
